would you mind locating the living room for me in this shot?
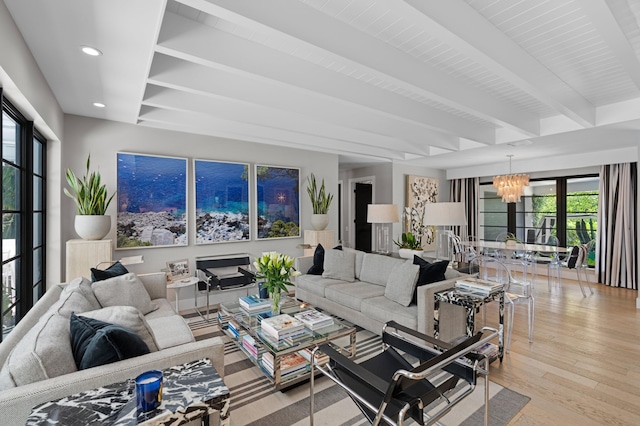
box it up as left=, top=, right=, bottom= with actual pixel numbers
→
left=2, top=1, right=640, bottom=424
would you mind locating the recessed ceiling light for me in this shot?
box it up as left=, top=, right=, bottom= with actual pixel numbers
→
left=92, top=102, right=106, bottom=108
left=81, top=46, right=102, bottom=56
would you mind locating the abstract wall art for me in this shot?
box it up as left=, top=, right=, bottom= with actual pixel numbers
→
left=255, top=165, right=300, bottom=239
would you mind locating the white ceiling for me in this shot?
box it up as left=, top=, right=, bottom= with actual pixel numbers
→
left=4, top=0, right=640, bottom=174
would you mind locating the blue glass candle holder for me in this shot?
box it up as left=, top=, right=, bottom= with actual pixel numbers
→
left=135, top=370, right=163, bottom=412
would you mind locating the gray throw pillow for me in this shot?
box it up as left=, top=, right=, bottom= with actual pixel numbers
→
left=80, top=306, right=159, bottom=352
left=322, top=249, right=356, bottom=282
left=92, top=273, right=158, bottom=315
left=384, top=261, right=420, bottom=307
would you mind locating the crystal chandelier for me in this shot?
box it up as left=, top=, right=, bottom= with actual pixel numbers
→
left=492, top=155, right=529, bottom=203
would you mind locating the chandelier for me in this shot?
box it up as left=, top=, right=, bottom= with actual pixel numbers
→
left=492, top=155, right=529, bottom=203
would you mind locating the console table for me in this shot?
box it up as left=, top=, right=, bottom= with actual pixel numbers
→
left=26, top=358, right=230, bottom=426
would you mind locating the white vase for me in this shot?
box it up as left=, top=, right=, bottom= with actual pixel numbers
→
left=311, top=214, right=329, bottom=231
left=398, top=248, right=424, bottom=259
left=74, top=215, right=111, bottom=240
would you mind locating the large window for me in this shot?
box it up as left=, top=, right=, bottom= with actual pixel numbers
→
left=2, top=94, right=46, bottom=341
left=479, top=175, right=598, bottom=265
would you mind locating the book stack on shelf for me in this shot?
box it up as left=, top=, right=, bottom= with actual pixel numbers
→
left=262, top=352, right=308, bottom=379
left=239, top=294, right=271, bottom=314
left=242, top=334, right=260, bottom=360
left=226, top=318, right=243, bottom=339
left=299, top=347, right=329, bottom=366
left=260, top=314, right=306, bottom=344
left=294, top=309, right=334, bottom=330
left=454, top=277, right=503, bottom=296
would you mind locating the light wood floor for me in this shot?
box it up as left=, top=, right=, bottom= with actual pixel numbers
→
left=483, top=274, right=640, bottom=425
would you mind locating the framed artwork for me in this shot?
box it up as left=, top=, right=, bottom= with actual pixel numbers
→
left=166, top=259, right=190, bottom=281
left=255, top=165, right=300, bottom=239
left=116, top=152, right=188, bottom=248
left=194, top=159, right=250, bottom=244
left=405, top=175, right=438, bottom=251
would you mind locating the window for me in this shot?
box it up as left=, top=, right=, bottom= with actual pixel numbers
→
left=479, top=175, right=598, bottom=266
left=1, top=93, right=46, bottom=341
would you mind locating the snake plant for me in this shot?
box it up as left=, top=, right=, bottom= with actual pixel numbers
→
left=306, top=173, right=333, bottom=214
left=64, top=155, right=115, bottom=215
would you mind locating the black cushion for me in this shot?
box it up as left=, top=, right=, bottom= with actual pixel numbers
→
left=90, top=261, right=129, bottom=282
left=69, top=312, right=150, bottom=370
left=307, top=244, right=325, bottom=275
left=411, top=256, right=449, bottom=304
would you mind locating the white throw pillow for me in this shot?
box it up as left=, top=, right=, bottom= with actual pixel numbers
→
left=80, top=306, right=159, bottom=352
left=384, top=261, right=420, bottom=307
left=92, top=273, right=158, bottom=315
left=322, top=249, right=356, bottom=282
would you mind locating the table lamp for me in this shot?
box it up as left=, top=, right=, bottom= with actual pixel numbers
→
left=424, top=202, right=466, bottom=260
left=367, top=204, right=400, bottom=255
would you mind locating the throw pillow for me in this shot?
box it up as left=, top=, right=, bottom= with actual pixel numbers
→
left=92, top=273, right=158, bottom=315
left=412, top=256, right=449, bottom=304
left=61, top=277, right=102, bottom=310
left=79, top=306, right=159, bottom=352
left=70, top=313, right=150, bottom=370
left=90, top=261, right=129, bottom=282
left=307, top=244, right=325, bottom=275
left=322, top=249, right=356, bottom=282
left=384, top=261, right=420, bottom=307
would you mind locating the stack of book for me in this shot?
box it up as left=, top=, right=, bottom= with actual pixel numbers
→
left=260, top=314, right=306, bottom=343
left=299, top=348, right=329, bottom=366
left=241, top=334, right=260, bottom=360
left=262, top=352, right=308, bottom=379
left=474, top=342, right=499, bottom=363
left=294, top=309, right=334, bottom=330
left=226, top=318, right=243, bottom=339
left=454, top=278, right=503, bottom=296
left=239, top=295, right=271, bottom=313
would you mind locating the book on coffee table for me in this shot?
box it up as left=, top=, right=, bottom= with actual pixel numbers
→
left=260, top=314, right=305, bottom=340
left=239, top=295, right=271, bottom=313
left=294, top=309, right=334, bottom=330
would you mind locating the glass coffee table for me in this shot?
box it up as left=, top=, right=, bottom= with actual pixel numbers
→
left=218, top=297, right=356, bottom=390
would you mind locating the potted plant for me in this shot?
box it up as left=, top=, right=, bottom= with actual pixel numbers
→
left=64, top=155, right=115, bottom=240
left=306, top=173, right=333, bottom=231
left=393, top=232, right=424, bottom=259
left=253, top=252, right=301, bottom=315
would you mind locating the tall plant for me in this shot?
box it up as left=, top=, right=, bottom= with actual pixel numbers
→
left=64, top=155, right=115, bottom=215
left=306, top=173, right=333, bottom=214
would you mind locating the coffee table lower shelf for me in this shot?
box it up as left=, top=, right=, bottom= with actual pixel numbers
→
left=219, top=301, right=356, bottom=391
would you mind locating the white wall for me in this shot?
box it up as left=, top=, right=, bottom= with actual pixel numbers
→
left=62, top=115, right=339, bottom=288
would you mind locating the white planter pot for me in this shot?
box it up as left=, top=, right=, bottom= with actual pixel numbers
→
left=311, top=214, right=329, bottom=231
left=75, top=215, right=111, bottom=240
left=398, top=248, right=424, bottom=259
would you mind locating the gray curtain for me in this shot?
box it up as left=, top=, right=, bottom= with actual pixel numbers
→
left=450, top=177, right=479, bottom=240
left=597, top=163, right=637, bottom=289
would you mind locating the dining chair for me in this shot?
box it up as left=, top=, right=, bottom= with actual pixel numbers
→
left=564, top=244, right=594, bottom=297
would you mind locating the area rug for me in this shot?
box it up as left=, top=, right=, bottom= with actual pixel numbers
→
left=185, top=311, right=529, bottom=426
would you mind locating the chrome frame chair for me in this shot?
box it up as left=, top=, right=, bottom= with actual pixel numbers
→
left=309, top=321, right=498, bottom=426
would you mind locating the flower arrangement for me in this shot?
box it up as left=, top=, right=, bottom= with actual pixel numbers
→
left=393, top=232, right=423, bottom=250
left=253, top=252, right=301, bottom=314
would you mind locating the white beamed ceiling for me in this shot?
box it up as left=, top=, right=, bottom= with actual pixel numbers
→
left=4, top=0, right=640, bottom=175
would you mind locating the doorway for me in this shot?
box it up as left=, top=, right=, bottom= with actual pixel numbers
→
left=354, top=182, right=373, bottom=252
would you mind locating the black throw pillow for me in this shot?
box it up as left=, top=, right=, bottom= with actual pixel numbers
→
left=90, top=261, right=129, bottom=282
left=411, top=256, right=449, bottom=304
left=307, top=244, right=325, bottom=275
left=69, top=312, right=150, bottom=370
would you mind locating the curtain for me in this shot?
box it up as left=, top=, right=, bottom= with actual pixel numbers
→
left=597, top=163, right=637, bottom=289
left=450, top=177, right=479, bottom=240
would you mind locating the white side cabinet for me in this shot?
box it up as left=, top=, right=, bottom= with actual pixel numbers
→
left=303, top=230, right=335, bottom=256
left=65, top=239, right=112, bottom=282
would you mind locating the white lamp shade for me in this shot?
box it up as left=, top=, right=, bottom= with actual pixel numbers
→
left=367, top=204, right=400, bottom=223
left=423, top=202, right=466, bottom=226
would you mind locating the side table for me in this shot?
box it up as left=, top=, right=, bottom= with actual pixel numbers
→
left=433, top=288, right=504, bottom=362
left=167, top=276, right=211, bottom=319
left=26, top=358, right=230, bottom=426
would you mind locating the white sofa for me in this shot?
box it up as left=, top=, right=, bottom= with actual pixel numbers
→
left=295, top=249, right=469, bottom=342
left=0, top=272, right=225, bottom=425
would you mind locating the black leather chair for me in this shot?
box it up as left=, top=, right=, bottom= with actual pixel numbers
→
left=309, top=321, right=498, bottom=425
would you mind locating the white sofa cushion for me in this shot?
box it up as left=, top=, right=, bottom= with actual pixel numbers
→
left=360, top=296, right=418, bottom=330
left=146, top=316, right=195, bottom=350
left=92, top=273, right=158, bottom=315
left=295, top=274, right=345, bottom=298
left=322, top=249, right=356, bottom=282
left=384, top=261, right=420, bottom=307
left=342, top=247, right=366, bottom=279
left=359, top=254, right=405, bottom=286
left=325, top=282, right=386, bottom=311
left=61, top=277, right=101, bottom=310
left=0, top=313, right=76, bottom=389
left=79, top=306, right=159, bottom=352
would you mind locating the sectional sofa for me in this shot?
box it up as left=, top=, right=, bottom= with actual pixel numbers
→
left=0, top=272, right=225, bottom=425
left=295, top=247, right=468, bottom=342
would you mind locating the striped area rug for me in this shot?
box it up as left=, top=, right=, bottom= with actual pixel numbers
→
left=184, top=310, right=529, bottom=426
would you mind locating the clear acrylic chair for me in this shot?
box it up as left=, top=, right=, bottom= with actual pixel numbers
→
left=564, top=244, right=594, bottom=297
